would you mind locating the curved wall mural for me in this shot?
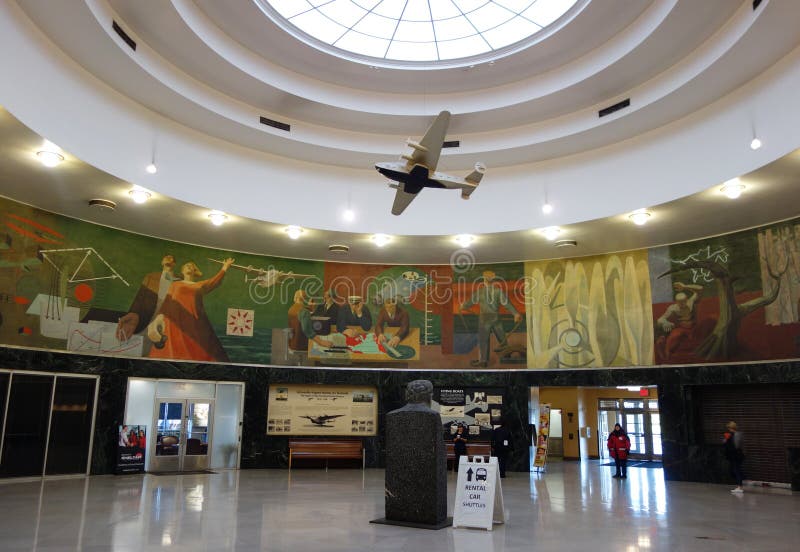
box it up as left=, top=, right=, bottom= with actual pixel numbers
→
left=1, top=195, right=799, bottom=369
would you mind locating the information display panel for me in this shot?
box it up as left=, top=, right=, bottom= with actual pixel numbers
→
left=267, top=384, right=378, bottom=436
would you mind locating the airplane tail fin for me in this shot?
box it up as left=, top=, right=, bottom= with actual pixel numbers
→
left=462, top=162, right=485, bottom=199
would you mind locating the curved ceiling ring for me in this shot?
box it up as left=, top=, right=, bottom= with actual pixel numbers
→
left=84, top=0, right=772, bottom=171
left=169, top=0, right=677, bottom=117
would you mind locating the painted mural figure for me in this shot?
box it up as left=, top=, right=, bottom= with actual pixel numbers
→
left=375, top=296, right=409, bottom=349
left=656, top=282, right=704, bottom=360
left=313, top=288, right=340, bottom=320
left=338, top=295, right=373, bottom=336
left=288, top=290, right=333, bottom=362
left=460, top=270, right=521, bottom=367
left=115, top=254, right=181, bottom=345
left=147, top=258, right=234, bottom=362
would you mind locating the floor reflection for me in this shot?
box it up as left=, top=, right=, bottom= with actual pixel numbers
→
left=0, top=462, right=796, bottom=551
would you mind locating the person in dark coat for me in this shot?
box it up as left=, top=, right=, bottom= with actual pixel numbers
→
left=607, top=423, right=631, bottom=478
left=491, top=418, right=513, bottom=478
left=453, top=424, right=468, bottom=472
left=724, top=421, right=745, bottom=494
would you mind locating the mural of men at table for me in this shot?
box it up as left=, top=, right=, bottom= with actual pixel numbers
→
left=375, top=295, right=409, bottom=349
left=148, top=258, right=235, bottom=362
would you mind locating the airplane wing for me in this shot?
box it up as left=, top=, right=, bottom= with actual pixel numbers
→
left=409, top=111, right=450, bottom=170
left=391, top=188, right=418, bottom=216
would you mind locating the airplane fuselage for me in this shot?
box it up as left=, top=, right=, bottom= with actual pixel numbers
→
left=376, top=162, right=468, bottom=193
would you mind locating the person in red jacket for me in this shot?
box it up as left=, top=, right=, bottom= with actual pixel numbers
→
left=607, top=424, right=631, bottom=478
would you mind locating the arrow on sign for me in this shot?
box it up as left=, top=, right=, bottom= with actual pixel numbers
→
left=466, top=467, right=474, bottom=481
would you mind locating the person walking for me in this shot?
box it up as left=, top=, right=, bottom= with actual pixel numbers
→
left=724, top=421, right=745, bottom=494
left=607, top=423, right=631, bottom=478
left=453, top=424, right=468, bottom=473
left=491, top=418, right=513, bottom=478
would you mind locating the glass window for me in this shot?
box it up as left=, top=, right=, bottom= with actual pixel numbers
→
left=45, top=377, right=97, bottom=475
left=260, top=0, right=581, bottom=63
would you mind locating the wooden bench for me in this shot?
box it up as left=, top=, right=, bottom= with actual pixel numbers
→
left=446, top=441, right=492, bottom=469
left=288, top=439, right=365, bottom=470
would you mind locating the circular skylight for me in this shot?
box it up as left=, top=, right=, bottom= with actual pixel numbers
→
left=260, top=0, right=581, bottom=65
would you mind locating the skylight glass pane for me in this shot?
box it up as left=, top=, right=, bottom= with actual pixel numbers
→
left=403, top=0, right=434, bottom=21
left=494, top=0, right=536, bottom=13
left=466, top=4, right=514, bottom=32
left=335, top=30, right=391, bottom=56
left=373, top=0, right=408, bottom=18
left=393, top=20, right=435, bottom=42
left=263, top=0, right=579, bottom=63
left=318, top=1, right=368, bottom=28
left=430, top=1, right=462, bottom=19
left=452, top=0, right=490, bottom=14
left=482, top=17, right=540, bottom=49
left=352, top=13, right=399, bottom=39
left=290, top=10, right=348, bottom=43
left=524, top=0, right=573, bottom=26
left=437, top=34, right=490, bottom=59
left=385, top=40, right=439, bottom=61
left=434, top=17, right=477, bottom=41
left=269, top=0, right=314, bottom=19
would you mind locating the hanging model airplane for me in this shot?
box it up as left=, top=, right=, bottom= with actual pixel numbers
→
left=374, top=110, right=486, bottom=215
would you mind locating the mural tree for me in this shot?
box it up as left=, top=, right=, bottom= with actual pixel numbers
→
left=658, top=252, right=789, bottom=360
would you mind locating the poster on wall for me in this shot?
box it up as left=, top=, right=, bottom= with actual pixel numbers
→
left=266, top=384, right=378, bottom=436
left=116, top=425, right=146, bottom=474
left=532, top=404, right=551, bottom=470
left=432, top=387, right=506, bottom=441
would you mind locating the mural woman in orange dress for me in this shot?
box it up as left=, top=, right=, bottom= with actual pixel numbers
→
left=148, top=258, right=234, bottom=362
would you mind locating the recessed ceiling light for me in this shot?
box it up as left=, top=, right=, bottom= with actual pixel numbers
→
left=129, top=187, right=151, bottom=204
left=343, top=208, right=355, bottom=221
left=540, top=227, right=561, bottom=241
left=145, top=163, right=158, bottom=174
left=541, top=202, right=553, bottom=214
left=720, top=179, right=745, bottom=199
left=285, top=225, right=303, bottom=239
left=750, top=137, right=762, bottom=150
left=208, top=210, right=228, bottom=226
left=454, top=234, right=475, bottom=248
left=36, top=150, right=64, bottom=168
left=372, top=234, right=391, bottom=247
left=629, top=209, right=651, bottom=226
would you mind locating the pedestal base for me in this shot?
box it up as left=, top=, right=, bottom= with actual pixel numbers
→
left=370, top=517, right=453, bottom=530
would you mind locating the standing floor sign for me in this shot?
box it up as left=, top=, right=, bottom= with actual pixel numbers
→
left=452, top=456, right=505, bottom=531
left=533, top=403, right=551, bottom=472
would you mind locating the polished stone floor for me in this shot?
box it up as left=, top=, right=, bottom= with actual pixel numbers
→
left=0, top=461, right=797, bottom=551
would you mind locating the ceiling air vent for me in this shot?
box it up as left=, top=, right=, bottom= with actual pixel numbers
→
left=112, top=21, right=136, bottom=51
left=442, top=140, right=460, bottom=148
left=328, top=244, right=349, bottom=254
left=88, top=199, right=116, bottom=210
left=260, top=116, right=291, bottom=132
left=598, top=98, right=630, bottom=118
left=554, top=239, right=577, bottom=248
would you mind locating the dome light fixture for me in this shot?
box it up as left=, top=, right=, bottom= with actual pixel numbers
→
left=750, top=137, right=762, bottom=150
left=208, top=210, right=228, bottom=226
left=371, top=233, right=391, bottom=247
left=285, top=225, right=303, bottom=239
left=720, top=179, right=745, bottom=199
left=540, top=227, right=561, bottom=241
left=145, top=163, right=158, bottom=174
left=454, top=234, right=475, bottom=248
left=343, top=208, right=355, bottom=222
left=629, top=209, right=651, bottom=226
left=128, top=186, right=151, bottom=204
left=36, top=150, right=64, bottom=168
left=541, top=202, right=553, bottom=214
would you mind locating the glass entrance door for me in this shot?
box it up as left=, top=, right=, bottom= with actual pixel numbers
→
left=598, top=398, right=662, bottom=461
left=151, top=399, right=213, bottom=472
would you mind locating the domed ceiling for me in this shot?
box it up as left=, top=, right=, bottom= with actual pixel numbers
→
left=1, top=0, right=800, bottom=263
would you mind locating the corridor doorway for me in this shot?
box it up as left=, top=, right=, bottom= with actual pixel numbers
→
left=598, top=396, right=662, bottom=461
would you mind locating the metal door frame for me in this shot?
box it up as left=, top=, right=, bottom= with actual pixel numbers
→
left=150, top=398, right=214, bottom=472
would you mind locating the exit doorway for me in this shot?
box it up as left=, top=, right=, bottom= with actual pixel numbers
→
left=598, top=397, right=662, bottom=461
left=151, top=399, right=213, bottom=472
